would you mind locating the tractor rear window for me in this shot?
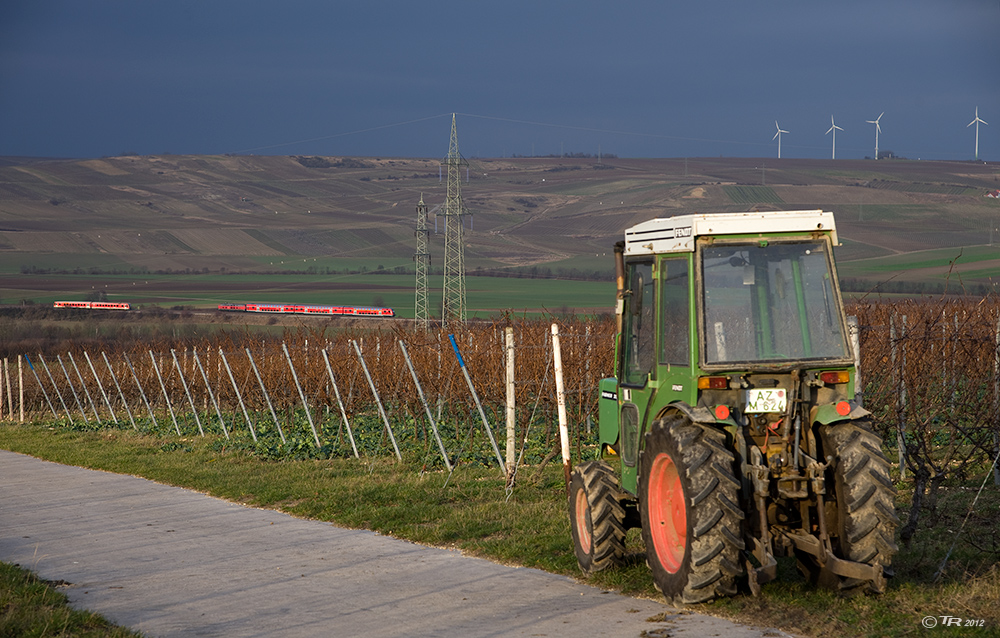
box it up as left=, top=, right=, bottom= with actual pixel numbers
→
left=700, top=241, right=849, bottom=366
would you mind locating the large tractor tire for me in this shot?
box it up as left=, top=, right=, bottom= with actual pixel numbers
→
left=569, top=460, right=627, bottom=575
left=805, top=420, right=899, bottom=593
left=638, top=415, right=744, bottom=604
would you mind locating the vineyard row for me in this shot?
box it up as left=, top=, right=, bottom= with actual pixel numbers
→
left=1, top=303, right=999, bottom=489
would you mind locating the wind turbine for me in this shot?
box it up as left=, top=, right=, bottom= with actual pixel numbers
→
left=826, top=115, right=844, bottom=159
left=968, top=106, right=988, bottom=160
left=773, top=121, right=789, bottom=159
left=866, top=112, right=883, bottom=159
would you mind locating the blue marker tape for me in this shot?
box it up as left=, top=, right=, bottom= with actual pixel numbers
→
left=448, top=334, right=466, bottom=368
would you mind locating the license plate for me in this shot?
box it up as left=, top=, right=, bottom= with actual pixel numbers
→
left=745, top=388, right=787, bottom=413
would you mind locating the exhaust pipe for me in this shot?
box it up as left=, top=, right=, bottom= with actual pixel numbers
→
left=614, top=241, right=626, bottom=334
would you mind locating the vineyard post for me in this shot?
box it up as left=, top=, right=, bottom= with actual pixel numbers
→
left=505, top=327, right=515, bottom=474
left=891, top=314, right=908, bottom=478
left=346, top=337, right=359, bottom=407
left=216, top=352, right=223, bottom=416
left=123, top=352, right=158, bottom=429
left=950, top=313, right=958, bottom=415
left=0, top=357, right=4, bottom=420
left=17, top=355, right=24, bottom=423
left=551, top=324, right=571, bottom=491
left=995, top=315, right=1000, bottom=487
left=321, top=348, right=358, bottom=459
left=37, top=355, right=73, bottom=423
left=171, top=349, right=204, bottom=437
left=4, top=358, right=11, bottom=421
left=193, top=350, right=228, bottom=439
left=351, top=339, right=401, bottom=460
left=282, top=342, right=320, bottom=448
left=23, top=355, right=58, bottom=420
left=150, top=350, right=181, bottom=436
left=57, top=355, right=89, bottom=423
left=102, top=351, right=136, bottom=430
left=398, top=340, right=450, bottom=470
left=436, top=341, right=444, bottom=422
left=84, top=351, right=118, bottom=425
left=195, top=348, right=207, bottom=412
left=448, top=334, right=506, bottom=474
left=848, top=316, right=862, bottom=405
left=896, top=315, right=909, bottom=478
left=246, top=348, right=284, bottom=443
left=941, top=312, right=948, bottom=415
left=901, top=314, right=909, bottom=477
left=219, top=348, right=256, bottom=442
left=68, top=352, right=100, bottom=421
left=19, top=356, right=24, bottom=422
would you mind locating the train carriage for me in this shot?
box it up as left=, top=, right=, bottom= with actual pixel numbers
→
left=54, top=301, right=130, bottom=310
left=217, top=302, right=394, bottom=318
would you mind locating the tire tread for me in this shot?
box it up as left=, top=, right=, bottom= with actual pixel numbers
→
left=640, top=416, right=744, bottom=604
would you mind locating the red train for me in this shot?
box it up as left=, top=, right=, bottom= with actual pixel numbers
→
left=218, top=303, right=394, bottom=318
left=54, top=301, right=131, bottom=310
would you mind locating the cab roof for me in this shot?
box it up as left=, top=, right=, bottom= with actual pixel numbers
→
left=623, top=209, right=838, bottom=256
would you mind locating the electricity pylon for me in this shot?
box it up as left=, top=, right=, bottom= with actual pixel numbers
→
left=413, top=194, right=430, bottom=328
left=441, top=114, right=470, bottom=324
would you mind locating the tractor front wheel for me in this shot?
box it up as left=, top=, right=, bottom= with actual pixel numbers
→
left=569, top=460, right=627, bottom=574
left=639, top=415, right=744, bottom=604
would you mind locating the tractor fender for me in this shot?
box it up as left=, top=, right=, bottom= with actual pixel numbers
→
left=810, top=400, right=871, bottom=426
left=659, top=401, right=737, bottom=428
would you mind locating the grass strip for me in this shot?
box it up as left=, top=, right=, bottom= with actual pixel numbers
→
left=1, top=422, right=998, bottom=638
left=0, top=560, right=143, bottom=638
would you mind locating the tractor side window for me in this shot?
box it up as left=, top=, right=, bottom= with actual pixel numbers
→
left=622, top=261, right=655, bottom=386
left=659, top=257, right=690, bottom=366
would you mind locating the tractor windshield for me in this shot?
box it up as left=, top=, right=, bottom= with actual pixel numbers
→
left=700, top=239, right=849, bottom=366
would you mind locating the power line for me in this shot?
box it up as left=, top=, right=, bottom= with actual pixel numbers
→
left=232, top=113, right=451, bottom=154
left=229, top=110, right=988, bottom=160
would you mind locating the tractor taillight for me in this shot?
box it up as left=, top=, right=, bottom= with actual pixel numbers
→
left=820, top=370, right=850, bottom=385
left=698, top=376, right=729, bottom=390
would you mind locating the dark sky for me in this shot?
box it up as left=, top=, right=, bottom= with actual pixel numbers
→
left=1, top=1, right=997, bottom=160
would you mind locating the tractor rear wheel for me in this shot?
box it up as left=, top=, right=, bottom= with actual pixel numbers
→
left=806, top=420, right=899, bottom=593
left=639, top=415, right=744, bottom=604
left=569, top=460, right=627, bottom=574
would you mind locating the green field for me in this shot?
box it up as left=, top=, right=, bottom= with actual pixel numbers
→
left=723, top=185, right=783, bottom=204
left=1, top=271, right=613, bottom=319
left=839, top=245, right=998, bottom=272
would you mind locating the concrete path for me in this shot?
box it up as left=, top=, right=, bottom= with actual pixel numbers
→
left=0, top=450, right=790, bottom=638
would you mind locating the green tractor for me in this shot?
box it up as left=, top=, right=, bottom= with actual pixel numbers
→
left=569, top=210, right=899, bottom=604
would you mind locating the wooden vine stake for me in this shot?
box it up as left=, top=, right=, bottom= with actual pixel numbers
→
left=551, top=323, right=571, bottom=492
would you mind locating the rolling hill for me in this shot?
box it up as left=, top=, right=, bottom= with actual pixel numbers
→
left=1, top=154, right=998, bottom=309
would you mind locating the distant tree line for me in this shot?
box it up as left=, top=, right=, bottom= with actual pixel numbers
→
left=471, top=265, right=612, bottom=281
left=839, top=277, right=998, bottom=297
left=294, top=156, right=371, bottom=169
left=509, top=152, right=617, bottom=159
left=20, top=265, right=152, bottom=275
left=32, top=263, right=991, bottom=291
left=17, top=263, right=615, bottom=281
